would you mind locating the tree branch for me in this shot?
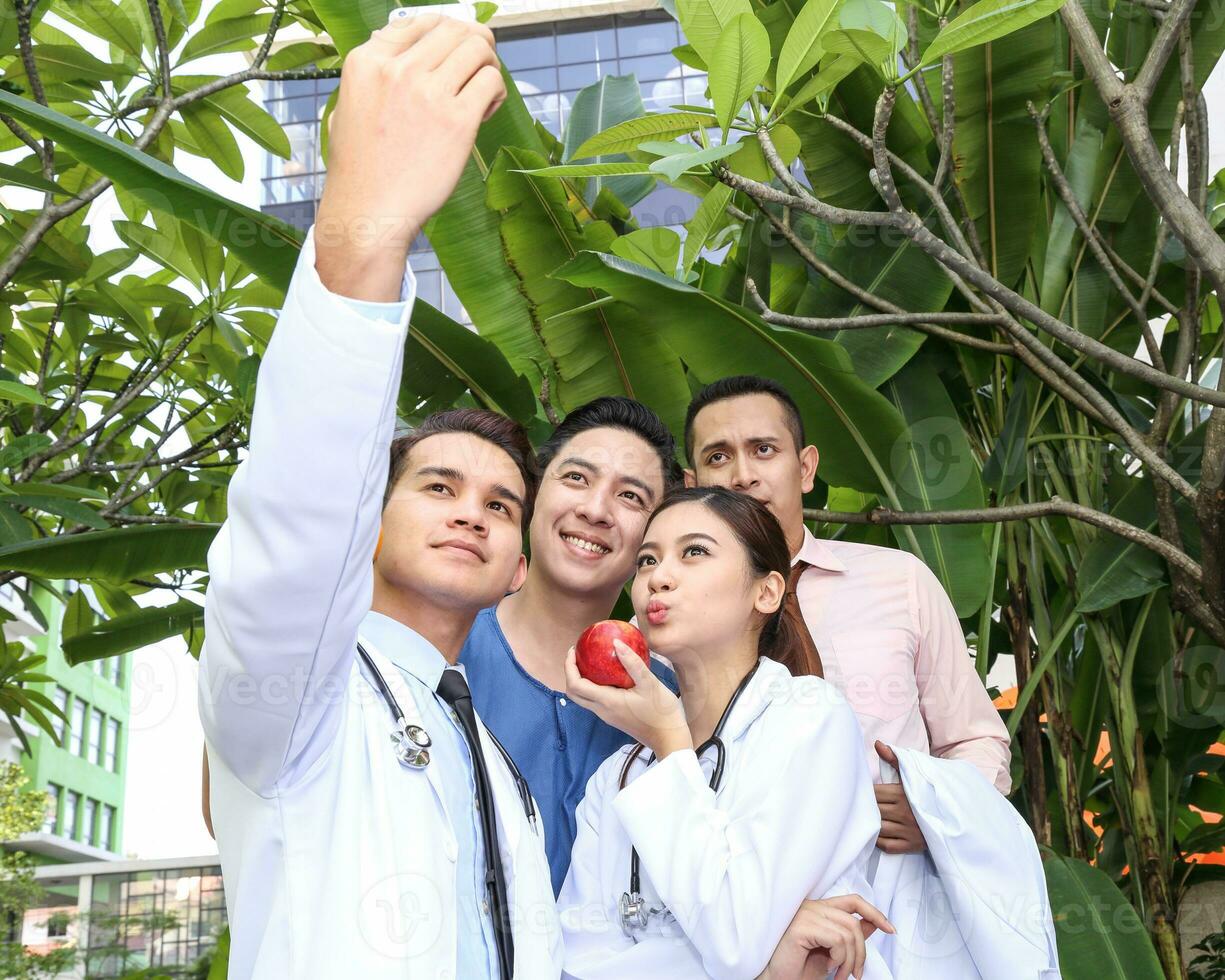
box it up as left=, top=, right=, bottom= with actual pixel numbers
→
left=1028, top=101, right=1166, bottom=370
left=802, top=497, right=1203, bottom=582
left=742, top=276, right=1014, bottom=353
left=1060, top=0, right=1225, bottom=300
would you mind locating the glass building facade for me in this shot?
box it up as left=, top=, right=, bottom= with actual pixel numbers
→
left=261, top=8, right=709, bottom=320
left=20, top=858, right=226, bottom=977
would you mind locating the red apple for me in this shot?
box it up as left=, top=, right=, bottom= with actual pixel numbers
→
left=576, top=620, right=649, bottom=689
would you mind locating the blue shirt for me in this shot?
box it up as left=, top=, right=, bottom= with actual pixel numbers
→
left=460, top=605, right=677, bottom=895
left=362, top=611, right=500, bottom=980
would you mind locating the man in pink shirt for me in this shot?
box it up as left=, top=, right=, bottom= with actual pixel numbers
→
left=684, top=374, right=1011, bottom=855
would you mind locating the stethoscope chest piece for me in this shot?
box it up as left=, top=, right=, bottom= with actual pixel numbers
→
left=392, top=727, right=432, bottom=769
left=619, top=891, right=649, bottom=937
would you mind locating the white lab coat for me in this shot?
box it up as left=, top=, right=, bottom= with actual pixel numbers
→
left=870, top=746, right=1061, bottom=979
left=199, top=228, right=563, bottom=979
left=557, top=656, right=892, bottom=980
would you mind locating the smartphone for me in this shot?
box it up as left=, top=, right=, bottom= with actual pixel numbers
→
left=387, top=3, right=477, bottom=23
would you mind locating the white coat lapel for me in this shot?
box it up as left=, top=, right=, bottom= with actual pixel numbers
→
left=358, top=642, right=454, bottom=827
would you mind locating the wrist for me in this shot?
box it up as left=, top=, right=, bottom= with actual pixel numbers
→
left=312, top=207, right=419, bottom=303
left=649, top=728, right=693, bottom=761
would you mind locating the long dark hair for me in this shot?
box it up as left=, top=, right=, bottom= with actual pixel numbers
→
left=643, top=485, right=813, bottom=678
left=619, top=486, right=813, bottom=786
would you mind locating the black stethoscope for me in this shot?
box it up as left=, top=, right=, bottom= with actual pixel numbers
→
left=617, top=659, right=762, bottom=937
left=356, top=643, right=538, bottom=828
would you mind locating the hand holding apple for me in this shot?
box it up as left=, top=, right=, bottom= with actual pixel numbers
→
left=575, top=620, right=649, bottom=688
left=564, top=640, right=690, bottom=759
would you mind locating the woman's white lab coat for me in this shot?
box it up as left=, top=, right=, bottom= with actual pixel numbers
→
left=199, top=229, right=562, bottom=979
left=557, top=656, right=891, bottom=980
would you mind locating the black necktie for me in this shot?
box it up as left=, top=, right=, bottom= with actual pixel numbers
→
left=437, top=668, right=514, bottom=980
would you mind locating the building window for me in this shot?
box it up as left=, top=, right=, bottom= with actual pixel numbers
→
left=82, top=798, right=97, bottom=847
left=42, top=783, right=60, bottom=834
left=63, top=791, right=79, bottom=839
left=101, top=805, right=115, bottom=851
left=108, top=658, right=122, bottom=686
left=89, top=708, right=104, bottom=766
left=68, top=699, right=85, bottom=755
left=259, top=12, right=709, bottom=317
left=51, top=687, right=68, bottom=744
left=106, top=718, right=121, bottom=773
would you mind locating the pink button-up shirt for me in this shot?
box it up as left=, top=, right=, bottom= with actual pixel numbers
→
left=793, top=527, right=1012, bottom=794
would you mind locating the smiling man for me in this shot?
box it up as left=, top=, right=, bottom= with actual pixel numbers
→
left=460, top=397, right=681, bottom=895
left=684, top=375, right=1011, bottom=859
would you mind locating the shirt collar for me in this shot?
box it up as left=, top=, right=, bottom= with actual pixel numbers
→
left=359, top=610, right=457, bottom=691
left=721, top=657, right=794, bottom=742
left=793, top=525, right=847, bottom=573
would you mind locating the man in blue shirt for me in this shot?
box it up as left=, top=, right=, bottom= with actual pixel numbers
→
left=460, top=397, right=680, bottom=894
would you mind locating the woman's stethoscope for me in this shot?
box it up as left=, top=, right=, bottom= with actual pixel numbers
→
left=356, top=643, right=538, bottom=828
left=617, top=659, right=762, bottom=937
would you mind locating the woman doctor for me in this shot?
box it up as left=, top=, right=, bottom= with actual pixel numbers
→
left=559, top=486, right=893, bottom=980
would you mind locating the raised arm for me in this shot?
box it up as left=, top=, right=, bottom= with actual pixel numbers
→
left=197, top=14, right=506, bottom=795
left=910, top=556, right=1012, bottom=794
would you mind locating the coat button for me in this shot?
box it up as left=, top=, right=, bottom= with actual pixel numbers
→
left=444, top=838, right=458, bottom=862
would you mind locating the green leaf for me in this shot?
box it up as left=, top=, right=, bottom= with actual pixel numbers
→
left=923, top=0, right=1070, bottom=65
left=405, top=302, right=536, bottom=419
left=777, top=54, right=859, bottom=118
left=955, top=16, right=1054, bottom=289
left=552, top=250, right=909, bottom=492
left=724, top=123, right=801, bottom=182
left=174, top=77, right=292, bottom=160
left=649, top=141, right=743, bottom=181
left=177, top=14, right=270, bottom=64
left=485, top=146, right=693, bottom=434
left=982, top=372, right=1031, bottom=495
left=3, top=44, right=125, bottom=86
left=678, top=0, right=753, bottom=63
left=0, top=161, right=68, bottom=196
left=311, top=0, right=396, bottom=55
left=62, top=588, right=95, bottom=640
left=474, top=1, right=497, bottom=22
left=54, top=0, right=147, bottom=58
left=63, top=600, right=205, bottom=664
left=570, top=112, right=713, bottom=160
left=4, top=494, right=109, bottom=530
left=683, top=182, right=735, bottom=275
left=882, top=356, right=991, bottom=616
left=776, top=0, right=842, bottom=96
left=515, top=163, right=658, bottom=178
left=0, top=381, right=46, bottom=405
left=423, top=75, right=548, bottom=391
left=610, top=228, right=683, bottom=276
left=266, top=42, right=335, bottom=71
left=563, top=74, right=655, bottom=206
left=1045, top=853, right=1165, bottom=978
left=0, top=92, right=303, bottom=291
left=0, top=523, right=218, bottom=581
left=0, top=433, right=51, bottom=471
left=711, top=13, right=771, bottom=138
left=0, top=504, right=33, bottom=546
left=672, top=43, right=708, bottom=71
left=114, top=219, right=200, bottom=287
left=822, top=0, right=906, bottom=66
left=180, top=103, right=245, bottom=181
